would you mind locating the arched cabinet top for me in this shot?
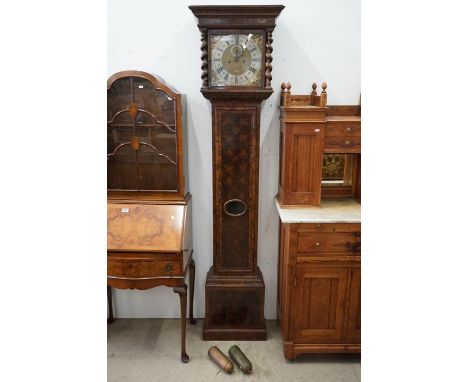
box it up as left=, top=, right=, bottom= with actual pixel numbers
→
left=107, top=70, right=181, bottom=99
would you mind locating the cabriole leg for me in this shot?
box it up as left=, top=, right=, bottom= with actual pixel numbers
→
left=174, top=284, right=189, bottom=363
left=189, top=259, right=196, bottom=325
left=107, top=285, right=114, bottom=324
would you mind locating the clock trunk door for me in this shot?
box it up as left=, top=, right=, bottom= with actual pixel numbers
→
left=212, top=101, right=260, bottom=274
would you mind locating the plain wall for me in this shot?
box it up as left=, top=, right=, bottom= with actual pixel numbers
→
left=108, top=0, right=360, bottom=319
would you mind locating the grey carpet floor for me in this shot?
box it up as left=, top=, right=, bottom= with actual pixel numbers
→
left=108, top=319, right=360, bottom=382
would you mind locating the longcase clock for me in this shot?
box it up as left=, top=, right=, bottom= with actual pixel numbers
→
left=189, top=5, right=284, bottom=340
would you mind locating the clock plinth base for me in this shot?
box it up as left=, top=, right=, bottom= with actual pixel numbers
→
left=202, top=266, right=267, bottom=341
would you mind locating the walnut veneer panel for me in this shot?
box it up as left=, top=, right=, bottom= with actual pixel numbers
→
left=107, top=203, right=185, bottom=252
left=213, top=103, right=259, bottom=273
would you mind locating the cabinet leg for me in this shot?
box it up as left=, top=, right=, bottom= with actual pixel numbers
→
left=107, top=285, right=114, bottom=324
left=174, top=284, right=189, bottom=363
left=283, top=342, right=296, bottom=361
left=189, top=259, right=196, bottom=325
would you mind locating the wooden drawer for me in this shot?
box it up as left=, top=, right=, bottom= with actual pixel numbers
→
left=324, top=136, right=360, bottom=152
left=108, top=259, right=182, bottom=278
left=326, top=121, right=360, bottom=137
left=297, top=231, right=360, bottom=255
left=298, top=223, right=360, bottom=233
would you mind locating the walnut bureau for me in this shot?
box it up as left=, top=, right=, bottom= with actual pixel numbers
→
left=106, top=71, right=195, bottom=363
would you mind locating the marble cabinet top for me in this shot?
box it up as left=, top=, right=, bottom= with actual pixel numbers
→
left=275, top=197, right=361, bottom=223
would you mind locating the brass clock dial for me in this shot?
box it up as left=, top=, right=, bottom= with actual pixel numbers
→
left=209, top=33, right=264, bottom=87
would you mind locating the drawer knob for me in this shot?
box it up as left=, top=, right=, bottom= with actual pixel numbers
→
left=315, top=242, right=320, bottom=247
left=166, top=264, right=173, bottom=273
left=345, top=140, right=350, bottom=145
left=346, top=127, right=352, bottom=132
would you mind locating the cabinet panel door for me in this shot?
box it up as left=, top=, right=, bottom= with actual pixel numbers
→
left=293, top=266, right=348, bottom=342
left=345, top=268, right=361, bottom=341
left=281, top=123, right=324, bottom=205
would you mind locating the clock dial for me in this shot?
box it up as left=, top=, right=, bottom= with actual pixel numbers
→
left=210, top=33, right=264, bottom=87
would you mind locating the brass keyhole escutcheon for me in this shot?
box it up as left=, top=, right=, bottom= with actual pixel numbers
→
left=166, top=264, right=173, bottom=273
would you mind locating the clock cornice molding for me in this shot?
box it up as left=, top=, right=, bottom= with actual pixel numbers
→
left=188, top=5, right=284, bottom=29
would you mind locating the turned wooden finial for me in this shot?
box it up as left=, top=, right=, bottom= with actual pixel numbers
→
left=281, top=82, right=292, bottom=106
left=311, top=82, right=318, bottom=105
left=320, top=82, right=328, bottom=107
left=281, top=82, right=291, bottom=92
left=321, top=82, right=327, bottom=93
left=311, top=82, right=317, bottom=96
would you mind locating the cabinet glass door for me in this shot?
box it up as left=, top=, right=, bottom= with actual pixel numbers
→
left=107, top=76, right=178, bottom=191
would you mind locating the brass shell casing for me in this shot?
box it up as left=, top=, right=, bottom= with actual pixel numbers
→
left=208, top=346, right=234, bottom=374
left=228, top=345, right=253, bottom=374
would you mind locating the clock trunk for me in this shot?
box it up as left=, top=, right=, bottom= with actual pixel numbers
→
left=204, top=99, right=266, bottom=340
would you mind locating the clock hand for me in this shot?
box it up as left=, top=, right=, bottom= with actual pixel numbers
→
left=242, top=33, right=253, bottom=50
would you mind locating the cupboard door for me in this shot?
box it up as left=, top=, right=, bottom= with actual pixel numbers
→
left=345, top=268, right=361, bottom=341
left=281, top=123, right=324, bottom=206
left=293, top=265, right=348, bottom=342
